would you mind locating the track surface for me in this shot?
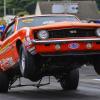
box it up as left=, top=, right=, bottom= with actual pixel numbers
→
left=0, top=65, right=100, bottom=100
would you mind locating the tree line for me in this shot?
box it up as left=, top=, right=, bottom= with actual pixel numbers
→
left=0, top=0, right=100, bottom=17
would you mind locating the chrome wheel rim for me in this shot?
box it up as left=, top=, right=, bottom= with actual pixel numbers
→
left=21, top=51, right=25, bottom=72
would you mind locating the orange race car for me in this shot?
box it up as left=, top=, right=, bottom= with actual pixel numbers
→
left=0, top=14, right=100, bottom=92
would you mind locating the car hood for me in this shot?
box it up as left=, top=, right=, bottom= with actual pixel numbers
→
left=30, top=21, right=100, bottom=31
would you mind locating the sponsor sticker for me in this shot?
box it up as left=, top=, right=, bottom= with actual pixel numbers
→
left=68, top=43, right=79, bottom=49
left=31, top=51, right=36, bottom=55
left=0, top=57, right=15, bottom=70
left=0, top=43, right=11, bottom=55
left=16, top=58, right=20, bottom=62
left=22, top=19, right=34, bottom=23
left=1, top=66, right=5, bottom=71
left=28, top=46, right=36, bottom=52
left=22, top=37, right=32, bottom=46
left=12, top=43, right=16, bottom=46
left=22, top=39, right=25, bottom=42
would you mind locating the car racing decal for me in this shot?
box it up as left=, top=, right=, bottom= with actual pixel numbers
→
left=22, top=19, right=34, bottom=24
left=21, top=27, right=30, bottom=37
left=12, top=43, right=16, bottom=46
left=27, top=46, right=36, bottom=52
left=16, top=58, right=19, bottom=62
left=22, top=37, right=32, bottom=46
left=22, top=37, right=37, bottom=55
left=31, top=51, right=36, bottom=55
left=0, top=57, right=15, bottom=71
left=0, top=43, right=11, bottom=55
left=68, top=43, right=80, bottom=49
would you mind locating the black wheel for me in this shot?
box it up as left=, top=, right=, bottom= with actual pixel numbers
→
left=19, top=44, right=35, bottom=79
left=0, top=69, right=9, bottom=93
left=60, top=68, right=79, bottom=90
left=94, top=63, right=100, bottom=75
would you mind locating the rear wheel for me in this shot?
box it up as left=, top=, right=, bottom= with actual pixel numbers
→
left=19, top=44, right=35, bottom=79
left=0, top=69, right=9, bottom=93
left=60, top=68, right=79, bottom=90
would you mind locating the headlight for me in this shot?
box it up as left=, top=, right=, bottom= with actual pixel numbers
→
left=95, top=28, right=100, bottom=37
left=37, top=30, right=49, bottom=40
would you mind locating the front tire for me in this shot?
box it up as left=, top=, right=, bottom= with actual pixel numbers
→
left=94, top=63, right=100, bottom=75
left=19, top=44, right=35, bottom=79
left=60, top=68, right=79, bottom=90
left=0, top=69, right=9, bottom=93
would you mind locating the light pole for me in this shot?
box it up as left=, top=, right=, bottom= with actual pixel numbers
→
left=4, top=0, right=6, bottom=16
left=64, top=0, right=71, bottom=14
left=13, top=8, right=14, bottom=15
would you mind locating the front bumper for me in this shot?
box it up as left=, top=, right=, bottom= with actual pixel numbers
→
left=29, top=38, right=100, bottom=55
left=31, top=38, right=100, bottom=44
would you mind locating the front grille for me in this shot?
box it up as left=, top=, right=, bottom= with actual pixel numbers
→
left=34, top=28, right=96, bottom=39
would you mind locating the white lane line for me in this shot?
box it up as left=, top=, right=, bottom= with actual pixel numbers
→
left=93, top=79, right=100, bottom=81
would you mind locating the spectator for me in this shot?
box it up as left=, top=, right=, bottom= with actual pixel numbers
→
left=0, top=20, right=6, bottom=38
left=99, top=20, right=100, bottom=24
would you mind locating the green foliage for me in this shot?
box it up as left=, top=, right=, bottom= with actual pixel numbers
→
left=0, top=0, right=35, bottom=17
left=0, top=0, right=100, bottom=17
left=17, top=11, right=29, bottom=15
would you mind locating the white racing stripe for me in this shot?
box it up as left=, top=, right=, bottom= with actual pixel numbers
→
left=16, top=27, right=30, bottom=37
left=21, top=27, right=30, bottom=36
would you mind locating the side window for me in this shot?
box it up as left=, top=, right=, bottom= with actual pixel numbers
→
left=5, top=23, right=15, bottom=39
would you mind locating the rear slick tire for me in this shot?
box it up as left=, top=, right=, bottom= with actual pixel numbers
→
left=0, top=69, right=9, bottom=93
left=94, top=63, right=100, bottom=75
left=19, top=44, right=35, bottom=79
left=60, top=68, right=79, bottom=90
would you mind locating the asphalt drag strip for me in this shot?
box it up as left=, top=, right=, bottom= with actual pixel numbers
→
left=0, top=65, right=100, bottom=100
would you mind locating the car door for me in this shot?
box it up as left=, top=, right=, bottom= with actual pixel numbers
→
left=0, top=22, right=16, bottom=71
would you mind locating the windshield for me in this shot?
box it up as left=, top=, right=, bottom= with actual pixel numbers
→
left=17, top=16, right=80, bottom=30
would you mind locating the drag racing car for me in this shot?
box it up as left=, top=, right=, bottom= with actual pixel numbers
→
left=0, top=14, right=100, bottom=92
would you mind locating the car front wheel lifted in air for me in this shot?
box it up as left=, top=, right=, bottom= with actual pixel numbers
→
left=19, top=44, right=35, bottom=79
left=0, top=69, right=9, bottom=93
left=60, top=68, right=79, bottom=90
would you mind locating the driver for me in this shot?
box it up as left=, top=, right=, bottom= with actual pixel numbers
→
left=0, top=20, right=7, bottom=38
